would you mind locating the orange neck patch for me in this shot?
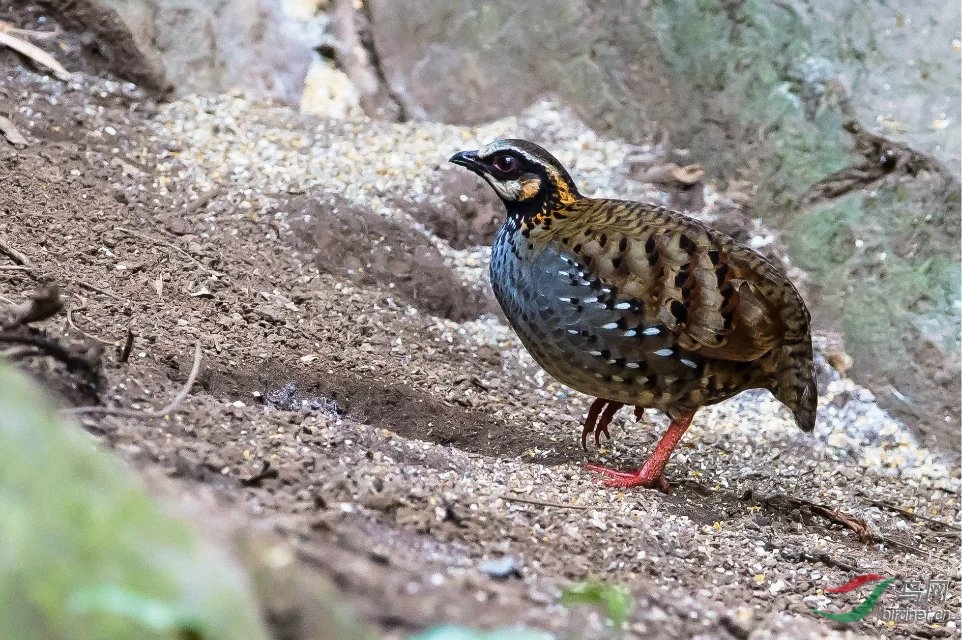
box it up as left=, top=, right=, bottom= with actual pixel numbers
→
left=519, top=178, right=541, bottom=201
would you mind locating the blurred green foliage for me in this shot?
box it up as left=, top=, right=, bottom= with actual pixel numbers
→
left=0, top=363, right=270, bottom=640
left=559, top=580, right=632, bottom=630
left=411, top=626, right=554, bottom=640
left=651, top=0, right=852, bottom=214
left=649, top=0, right=960, bottom=406
left=791, top=187, right=961, bottom=363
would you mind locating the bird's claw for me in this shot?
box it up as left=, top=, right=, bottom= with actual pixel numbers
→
left=593, top=422, right=610, bottom=447
left=580, top=399, right=625, bottom=451
left=585, top=463, right=672, bottom=494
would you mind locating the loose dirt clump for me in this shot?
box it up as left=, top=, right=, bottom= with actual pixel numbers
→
left=286, top=194, right=490, bottom=321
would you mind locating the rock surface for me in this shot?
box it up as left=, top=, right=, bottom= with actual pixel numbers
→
left=367, top=0, right=674, bottom=141
left=32, top=0, right=320, bottom=104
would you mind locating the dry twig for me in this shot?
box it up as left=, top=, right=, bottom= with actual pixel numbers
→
left=0, top=20, right=60, bottom=39
left=64, top=341, right=202, bottom=419
left=73, top=280, right=129, bottom=304
left=182, top=187, right=224, bottom=216
left=764, top=494, right=871, bottom=540
left=118, top=327, right=134, bottom=363
left=863, top=498, right=960, bottom=531
left=0, top=345, right=42, bottom=360
left=0, top=331, right=98, bottom=376
left=116, top=226, right=223, bottom=276
left=0, top=236, right=33, bottom=269
left=0, top=287, right=100, bottom=390
left=0, top=22, right=71, bottom=80
left=0, top=116, right=28, bottom=146
left=763, top=493, right=925, bottom=554
left=66, top=307, right=118, bottom=346
left=499, top=493, right=590, bottom=510
left=800, top=119, right=956, bottom=206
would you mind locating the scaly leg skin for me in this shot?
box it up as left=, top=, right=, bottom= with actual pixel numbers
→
left=586, top=413, right=694, bottom=494
left=593, top=400, right=623, bottom=447
left=580, top=399, right=623, bottom=450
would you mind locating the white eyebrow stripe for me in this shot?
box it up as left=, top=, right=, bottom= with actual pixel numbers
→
left=478, top=144, right=540, bottom=166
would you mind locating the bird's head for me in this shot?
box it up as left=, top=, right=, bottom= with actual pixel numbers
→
left=449, top=139, right=581, bottom=220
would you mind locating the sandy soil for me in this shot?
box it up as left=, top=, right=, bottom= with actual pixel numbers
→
left=1, top=20, right=960, bottom=640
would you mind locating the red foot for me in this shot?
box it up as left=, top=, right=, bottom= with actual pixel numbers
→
left=585, top=413, right=694, bottom=494
left=585, top=463, right=672, bottom=493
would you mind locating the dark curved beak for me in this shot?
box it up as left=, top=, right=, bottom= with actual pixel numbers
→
left=449, top=149, right=485, bottom=174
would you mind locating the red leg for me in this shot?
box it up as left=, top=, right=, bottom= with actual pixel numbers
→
left=586, top=413, right=694, bottom=493
left=580, top=399, right=625, bottom=450
left=593, top=400, right=623, bottom=447
left=580, top=399, right=608, bottom=451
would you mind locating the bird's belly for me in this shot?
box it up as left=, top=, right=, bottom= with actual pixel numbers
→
left=489, top=233, right=689, bottom=408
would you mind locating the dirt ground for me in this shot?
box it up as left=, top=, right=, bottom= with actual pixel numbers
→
left=1, top=17, right=960, bottom=640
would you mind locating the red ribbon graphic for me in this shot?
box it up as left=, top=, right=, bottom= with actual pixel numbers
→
left=824, top=574, right=886, bottom=594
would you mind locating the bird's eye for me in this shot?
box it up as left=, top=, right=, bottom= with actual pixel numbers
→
left=490, top=153, right=520, bottom=178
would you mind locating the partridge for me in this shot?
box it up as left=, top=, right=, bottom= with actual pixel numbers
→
left=450, top=139, right=817, bottom=493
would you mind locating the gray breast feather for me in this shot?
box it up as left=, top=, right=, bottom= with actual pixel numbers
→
left=497, top=242, right=700, bottom=382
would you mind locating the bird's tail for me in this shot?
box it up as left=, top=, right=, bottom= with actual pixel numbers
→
left=773, top=339, right=817, bottom=432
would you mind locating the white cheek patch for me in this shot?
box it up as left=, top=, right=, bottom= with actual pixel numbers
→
left=484, top=177, right=541, bottom=202
left=487, top=178, right=522, bottom=200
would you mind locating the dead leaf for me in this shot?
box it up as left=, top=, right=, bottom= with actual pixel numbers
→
left=635, top=162, right=705, bottom=186
left=669, top=163, right=705, bottom=185
left=0, top=116, right=27, bottom=146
